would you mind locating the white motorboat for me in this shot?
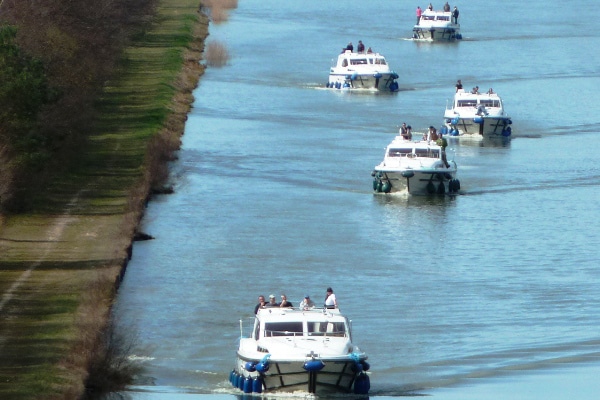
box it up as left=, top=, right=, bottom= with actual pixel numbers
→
left=230, top=307, right=370, bottom=395
left=443, top=89, right=513, bottom=139
left=327, top=50, right=399, bottom=91
left=372, top=135, right=460, bottom=195
left=413, top=10, right=462, bottom=41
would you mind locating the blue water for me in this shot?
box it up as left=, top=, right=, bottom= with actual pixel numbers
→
left=112, top=0, right=600, bottom=398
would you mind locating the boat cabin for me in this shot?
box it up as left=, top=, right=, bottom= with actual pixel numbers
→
left=252, top=308, right=350, bottom=341
left=335, top=51, right=388, bottom=68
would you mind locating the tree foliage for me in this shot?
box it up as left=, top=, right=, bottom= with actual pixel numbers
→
left=0, top=25, right=54, bottom=153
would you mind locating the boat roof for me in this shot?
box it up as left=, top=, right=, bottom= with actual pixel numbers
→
left=256, top=307, right=347, bottom=323
left=422, top=10, right=452, bottom=17
left=387, top=137, right=443, bottom=149
left=454, top=89, right=501, bottom=100
left=337, top=50, right=386, bottom=60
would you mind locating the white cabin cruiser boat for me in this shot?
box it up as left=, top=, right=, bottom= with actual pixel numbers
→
left=413, top=10, right=462, bottom=41
left=372, top=135, right=460, bottom=195
left=443, top=89, right=513, bottom=139
left=327, top=50, right=399, bottom=91
left=230, top=307, right=370, bottom=395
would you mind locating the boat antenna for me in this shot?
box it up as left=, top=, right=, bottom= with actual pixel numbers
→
left=239, top=319, right=243, bottom=339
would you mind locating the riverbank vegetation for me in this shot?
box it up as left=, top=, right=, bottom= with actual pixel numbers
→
left=0, top=0, right=209, bottom=398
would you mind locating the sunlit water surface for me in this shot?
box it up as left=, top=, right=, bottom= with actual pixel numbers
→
left=111, top=0, right=600, bottom=398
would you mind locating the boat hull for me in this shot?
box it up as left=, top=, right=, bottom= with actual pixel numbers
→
left=412, top=26, right=461, bottom=41
left=233, top=354, right=369, bottom=394
left=373, top=164, right=458, bottom=195
left=444, top=116, right=512, bottom=138
left=328, top=73, right=398, bottom=91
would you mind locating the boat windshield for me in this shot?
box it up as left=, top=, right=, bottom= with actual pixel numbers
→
left=374, top=57, right=386, bottom=65
left=350, top=58, right=368, bottom=65
left=415, top=148, right=440, bottom=158
left=388, top=148, right=412, bottom=157
left=480, top=99, right=500, bottom=107
left=457, top=99, right=478, bottom=107
left=307, top=321, right=347, bottom=337
left=264, top=322, right=303, bottom=337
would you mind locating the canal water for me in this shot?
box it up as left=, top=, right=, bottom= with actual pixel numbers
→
left=111, top=0, right=600, bottom=398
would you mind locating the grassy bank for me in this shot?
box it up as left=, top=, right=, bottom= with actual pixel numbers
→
left=0, top=1, right=209, bottom=398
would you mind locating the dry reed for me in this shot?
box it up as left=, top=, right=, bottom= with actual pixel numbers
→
left=205, top=41, right=230, bottom=67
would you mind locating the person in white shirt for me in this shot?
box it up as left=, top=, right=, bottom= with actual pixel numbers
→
left=324, top=287, right=338, bottom=309
left=299, top=295, right=315, bottom=309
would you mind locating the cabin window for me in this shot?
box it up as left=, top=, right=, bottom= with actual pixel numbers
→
left=374, top=58, right=387, bottom=65
left=438, top=16, right=449, bottom=21
left=307, top=322, right=346, bottom=337
left=423, top=15, right=434, bottom=21
left=415, top=149, right=429, bottom=157
left=350, top=58, right=368, bottom=65
left=342, top=59, right=348, bottom=67
left=457, top=100, right=477, bottom=107
left=388, top=148, right=411, bottom=157
left=480, top=100, right=499, bottom=107
left=264, top=322, right=303, bottom=337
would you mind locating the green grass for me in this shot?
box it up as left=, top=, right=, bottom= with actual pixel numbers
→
left=0, top=0, right=208, bottom=398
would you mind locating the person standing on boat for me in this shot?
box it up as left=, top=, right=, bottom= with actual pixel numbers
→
left=455, top=79, right=463, bottom=92
left=279, top=294, right=293, bottom=308
left=416, top=6, right=422, bottom=25
left=357, top=40, right=365, bottom=53
left=325, top=287, right=338, bottom=309
left=300, top=295, right=315, bottom=310
left=405, top=125, right=413, bottom=140
left=345, top=42, right=353, bottom=52
left=452, top=6, right=459, bottom=24
left=443, top=2, right=450, bottom=12
left=427, top=3, right=433, bottom=11
left=400, top=122, right=408, bottom=137
left=427, top=126, right=439, bottom=143
left=436, top=132, right=450, bottom=167
left=255, top=295, right=267, bottom=314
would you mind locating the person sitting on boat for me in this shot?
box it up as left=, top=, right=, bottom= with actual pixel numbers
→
left=325, top=287, right=338, bottom=309
left=427, top=3, right=433, bottom=11
left=357, top=40, right=365, bottom=53
left=455, top=79, right=463, bottom=92
left=279, top=294, right=293, bottom=308
left=366, top=47, right=373, bottom=54
left=471, top=86, right=479, bottom=94
left=299, top=295, right=315, bottom=310
left=452, top=6, right=459, bottom=24
left=254, top=295, right=267, bottom=314
left=265, top=294, right=279, bottom=307
left=345, top=42, right=353, bottom=52
left=436, top=132, right=450, bottom=167
left=487, top=87, right=494, bottom=94
left=443, top=2, right=450, bottom=12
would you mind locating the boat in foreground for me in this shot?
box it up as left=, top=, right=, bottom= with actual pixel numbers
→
left=372, top=135, right=460, bottom=195
left=413, top=10, right=462, bottom=41
left=327, top=50, right=399, bottom=91
left=443, top=89, right=513, bottom=139
left=231, top=307, right=370, bottom=395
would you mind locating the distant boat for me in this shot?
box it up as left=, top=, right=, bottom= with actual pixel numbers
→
left=327, top=50, right=399, bottom=91
left=230, top=307, right=370, bottom=395
left=413, top=9, right=462, bottom=41
left=443, top=89, right=513, bottom=139
left=372, top=134, right=460, bottom=195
